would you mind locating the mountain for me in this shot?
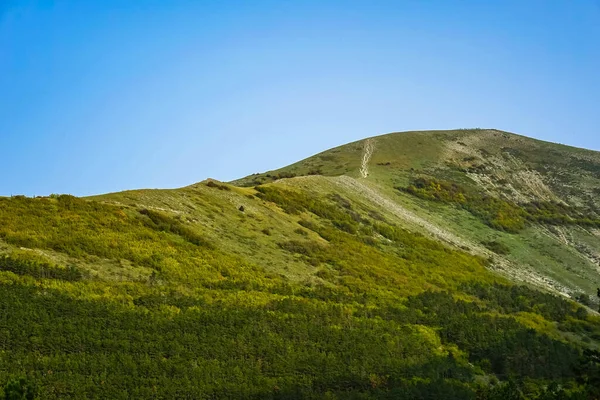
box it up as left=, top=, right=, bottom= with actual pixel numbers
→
left=1, top=129, right=600, bottom=399
left=235, top=129, right=600, bottom=298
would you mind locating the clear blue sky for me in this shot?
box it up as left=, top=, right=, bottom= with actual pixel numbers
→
left=1, top=0, right=599, bottom=196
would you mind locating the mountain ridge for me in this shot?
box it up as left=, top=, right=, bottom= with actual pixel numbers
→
left=231, top=129, right=600, bottom=187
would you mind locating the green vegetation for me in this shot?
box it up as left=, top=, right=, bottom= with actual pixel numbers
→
left=481, top=240, right=510, bottom=255
left=3, top=129, right=600, bottom=398
left=524, top=201, right=600, bottom=227
left=139, top=208, right=214, bottom=248
left=402, top=177, right=600, bottom=232
left=402, top=177, right=527, bottom=232
left=205, top=180, right=231, bottom=191
left=0, top=254, right=83, bottom=281
left=1, top=376, right=37, bottom=400
left=1, top=186, right=600, bottom=398
left=231, top=129, right=600, bottom=298
left=255, top=186, right=362, bottom=234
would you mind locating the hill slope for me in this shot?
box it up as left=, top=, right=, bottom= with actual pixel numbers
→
left=235, top=129, right=600, bottom=298
left=1, top=129, right=600, bottom=398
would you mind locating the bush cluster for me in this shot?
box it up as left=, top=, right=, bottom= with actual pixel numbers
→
left=401, top=177, right=600, bottom=232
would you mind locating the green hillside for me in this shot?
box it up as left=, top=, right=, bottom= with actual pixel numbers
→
left=1, top=129, right=600, bottom=399
left=235, top=129, right=600, bottom=300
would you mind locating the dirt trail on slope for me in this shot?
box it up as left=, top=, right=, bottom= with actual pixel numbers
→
left=360, top=139, right=375, bottom=178
left=333, top=175, right=573, bottom=297
left=335, top=176, right=474, bottom=249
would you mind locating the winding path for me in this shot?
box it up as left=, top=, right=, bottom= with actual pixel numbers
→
left=359, top=139, right=375, bottom=178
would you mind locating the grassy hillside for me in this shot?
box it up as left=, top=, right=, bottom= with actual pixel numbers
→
left=234, top=129, right=600, bottom=301
left=1, top=129, right=600, bottom=398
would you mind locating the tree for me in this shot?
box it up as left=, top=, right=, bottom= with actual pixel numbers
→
left=2, top=377, right=37, bottom=400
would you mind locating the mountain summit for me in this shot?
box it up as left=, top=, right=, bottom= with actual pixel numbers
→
left=2, top=129, right=600, bottom=398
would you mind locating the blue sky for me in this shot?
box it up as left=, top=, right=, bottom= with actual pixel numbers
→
left=1, top=0, right=599, bottom=196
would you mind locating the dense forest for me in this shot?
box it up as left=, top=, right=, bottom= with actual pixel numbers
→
left=1, top=190, right=600, bottom=399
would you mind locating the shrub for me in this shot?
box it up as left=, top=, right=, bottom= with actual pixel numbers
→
left=205, top=181, right=231, bottom=191
left=481, top=240, right=510, bottom=255
left=139, top=209, right=213, bottom=248
left=294, top=228, right=308, bottom=236
left=575, top=292, right=591, bottom=307
left=277, top=240, right=323, bottom=257
left=2, top=376, right=37, bottom=400
left=298, top=219, right=317, bottom=231
left=0, top=255, right=83, bottom=281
